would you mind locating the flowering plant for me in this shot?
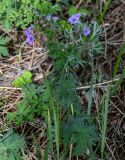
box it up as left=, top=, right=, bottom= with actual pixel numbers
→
left=6, top=3, right=104, bottom=160
left=44, top=13, right=103, bottom=71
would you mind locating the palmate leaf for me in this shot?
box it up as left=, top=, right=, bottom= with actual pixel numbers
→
left=12, top=70, right=32, bottom=87
left=0, top=36, right=8, bottom=45
left=7, top=102, right=34, bottom=125
left=7, top=84, right=47, bottom=125
left=0, top=46, right=8, bottom=56
left=62, top=115, right=98, bottom=156
left=3, top=18, right=11, bottom=32
left=0, top=36, right=9, bottom=57
left=54, top=73, right=78, bottom=108
left=0, top=129, right=25, bottom=160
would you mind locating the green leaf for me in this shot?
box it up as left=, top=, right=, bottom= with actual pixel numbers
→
left=78, top=8, right=90, bottom=15
left=0, top=36, right=8, bottom=45
left=62, top=115, right=98, bottom=156
left=0, top=36, right=9, bottom=57
left=3, top=18, right=11, bottom=32
left=7, top=84, right=45, bottom=125
left=0, top=129, right=25, bottom=160
left=59, top=20, right=72, bottom=30
left=68, top=6, right=77, bottom=16
left=12, top=70, right=32, bottom=87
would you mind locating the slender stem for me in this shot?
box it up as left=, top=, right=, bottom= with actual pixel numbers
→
left=69, top=144, right=73, bottom=160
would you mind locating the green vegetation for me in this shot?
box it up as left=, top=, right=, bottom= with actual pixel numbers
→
left=12, top=70, right=32, bottom=87
left=0, top=0, right=60, bottom=30
left=0, top=0, right=124, bottom=160
left=0, top=129, right=25, bottom=160
left=0, top=36, right=8, bottom=57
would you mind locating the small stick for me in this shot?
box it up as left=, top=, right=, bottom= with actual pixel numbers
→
left=0, top=86, right=21, bottom=90
left=76, top=0, right=83, bottom=9
left=77, top=78, right=119, bottom=90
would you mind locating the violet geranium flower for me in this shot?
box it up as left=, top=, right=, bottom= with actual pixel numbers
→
left=25, top=26, right=32, bottom=36
left=26, top=34, right=34, bottom=46
left=68, top=13, right=81, bottom=25
left=83, top=27, right=91, bottom=37
left=75, top=13, right=81, bottom=18
left=25, top=26, right=34, bottom=45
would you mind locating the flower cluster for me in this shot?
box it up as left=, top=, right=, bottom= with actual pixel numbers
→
left=68, top=13, right=91, bottom=37
left=24, top=14, right=90, bottom=46
left=25, top=26, right=34, bottom=45
left=68, top=13, right=81, bottom=25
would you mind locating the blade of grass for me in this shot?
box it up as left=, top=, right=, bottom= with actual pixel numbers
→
left=47, top=109, right=53, bottom=158
left=87, top=76, right=93, bottom=116
left=69, top=104, right=74, bottom=160
left=99, top=0, right=112, bottom=22
left=111, top=69, right=125, bottom=96
left=44, top=144, right=49, bottom=160
left=53, top=107, right=60, bottom=160
left=112, top=42, right=125, bottom=81
left=46, top=80, right=60, bottom=159
left=101, top=91, right=109, bottom=159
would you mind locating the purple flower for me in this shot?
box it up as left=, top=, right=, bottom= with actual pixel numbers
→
left=52, top=16, right=59, bottom=21
left=75, top=13, right=81, bottom=18
left=25, top=26, right=34, bottom=45
left=25, top=26, right=32, bottom=36
left=46, top=14, right=52, bottom=20
left=26, top=34, right=34, bottom=45
left=83, top=27, right=91, bottom=37
left=68, top=13, right=81, bottom=25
